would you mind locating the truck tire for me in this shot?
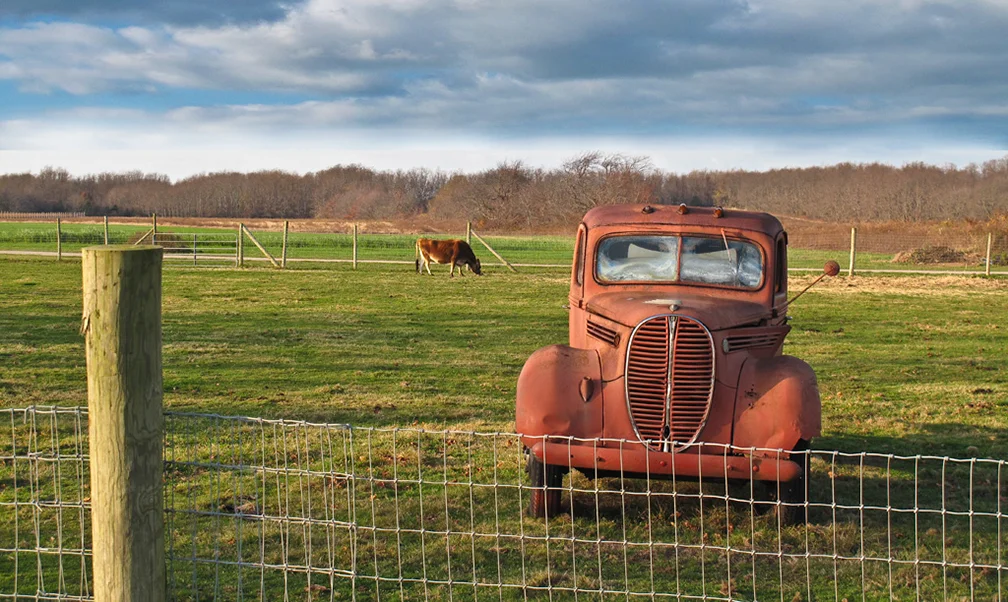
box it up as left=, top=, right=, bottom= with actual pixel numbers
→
left=527, top=455, right=564, bottom=518
left=751, top=440, right=810, bottom=525
left=777, top=440, right=811, bottom=526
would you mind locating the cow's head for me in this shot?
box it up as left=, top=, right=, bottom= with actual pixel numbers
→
left=470, top=258, right=482, bottom=275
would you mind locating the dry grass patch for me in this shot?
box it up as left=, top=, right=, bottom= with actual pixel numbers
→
left=891, top=245, right=983, bottom=264
left=800, top=273, right=1008, bottom=295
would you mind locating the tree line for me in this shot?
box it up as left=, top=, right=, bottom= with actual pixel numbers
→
left=1, top=153, right=1006, bottom=230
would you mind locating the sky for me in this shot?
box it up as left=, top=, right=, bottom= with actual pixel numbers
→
left=1, top=0, right=1007, bottom=180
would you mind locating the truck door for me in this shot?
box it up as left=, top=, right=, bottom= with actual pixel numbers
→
left=772, top=232, right=788, bottom=321
left=569, top=224, right=588, bottom=347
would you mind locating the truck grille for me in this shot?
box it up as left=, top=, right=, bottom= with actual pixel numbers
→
left=626, top=316, right=714, bottom=449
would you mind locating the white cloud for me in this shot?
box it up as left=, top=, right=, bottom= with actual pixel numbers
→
left=1, top=110, right=1003, bottom=180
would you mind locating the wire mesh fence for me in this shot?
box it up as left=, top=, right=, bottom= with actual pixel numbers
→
left=783, top=219, right=1007, bottom=274
left=2, top=406, right=1006, bottom=601
left=0, top=406, right=91, bottom=601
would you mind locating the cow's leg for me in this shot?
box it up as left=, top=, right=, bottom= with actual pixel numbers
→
left=424, top=258, right=433, bottom=275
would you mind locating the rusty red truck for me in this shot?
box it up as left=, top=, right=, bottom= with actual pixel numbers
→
left=516, top=203, right=838, bottom=523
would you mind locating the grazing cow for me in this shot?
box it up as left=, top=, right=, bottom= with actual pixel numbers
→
left=415, top=238, right=482, bottom=277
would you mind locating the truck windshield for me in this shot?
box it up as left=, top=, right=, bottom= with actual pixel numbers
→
left=596, top=234, right=763, bottom=288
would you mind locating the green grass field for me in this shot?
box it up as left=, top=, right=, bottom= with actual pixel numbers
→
left=0, top=257, right=1006, bottom=600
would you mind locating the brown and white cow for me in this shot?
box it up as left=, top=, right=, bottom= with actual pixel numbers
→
left=415, top=238, right=482, bottom=277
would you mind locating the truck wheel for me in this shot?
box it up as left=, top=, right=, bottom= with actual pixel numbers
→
left=527, top=455, right=565, bottom=518
left=777, top=440, right=811, bottom=526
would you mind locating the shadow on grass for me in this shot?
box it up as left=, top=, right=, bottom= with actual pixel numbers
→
left=820, top=421, right=1008, bottom=460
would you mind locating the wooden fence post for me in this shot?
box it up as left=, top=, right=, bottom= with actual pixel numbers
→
left=466, top=221, right=472, bottom=245
left=193, top=233, right=198, bottom=266
left=104, top=216, right=109, bottom=245
left=987, top=232, right=994, bottom=277
left=241, top=224, right=280, bottom=268
left=352, top=224, right=358, bottom=269
left=282, top=220, right=289, bottom=269
left=236, top=223, right=244, bottom=267
left=848, top=227, right=857, bottom=277
left=81, top=245, right=165, bottom=602
left=132, top=228, right=154, bottom=246
left=56, top=218, right=62, bottom=261
left=471, top=229, right=518, bottom=273
left=152, top=213, right=157, bottom=247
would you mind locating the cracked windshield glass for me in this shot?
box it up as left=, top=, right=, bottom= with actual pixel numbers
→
left=596, top=235, right=762, bottom=288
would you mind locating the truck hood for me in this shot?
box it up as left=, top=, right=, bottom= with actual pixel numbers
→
left=585, top=291, right=769, bottom=331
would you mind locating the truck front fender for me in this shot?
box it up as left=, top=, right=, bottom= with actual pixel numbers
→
left=731, top=355, right=821, bottom=454
left=515, top=345, right=603, bottom=441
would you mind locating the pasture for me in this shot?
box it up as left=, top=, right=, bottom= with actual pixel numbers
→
left=0, top=257, right=1006, bottom=600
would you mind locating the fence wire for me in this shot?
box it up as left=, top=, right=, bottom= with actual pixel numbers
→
left=783, top=221, right=1006, bottom=274
left=0, top=407, right=91, bottom=601
left=2, top=406, right=1006, bottom=601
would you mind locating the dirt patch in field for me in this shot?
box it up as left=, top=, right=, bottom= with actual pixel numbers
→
left=161, top=217, right=415, bottom=234
left=795, top=273, right=1008, bottom=295
left=54, top=215, right=471, bottom=235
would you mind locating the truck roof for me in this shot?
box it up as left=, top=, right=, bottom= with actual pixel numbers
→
left=582, top=204, right=784, bottom=236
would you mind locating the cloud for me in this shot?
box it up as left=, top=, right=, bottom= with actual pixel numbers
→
left=0, top=0, right=1007, bottom=142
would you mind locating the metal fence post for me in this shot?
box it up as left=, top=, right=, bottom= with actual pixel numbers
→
left=848, top=227, right=857, bottom=277
left=987, top=232, right=993, bottom=277
left=81, top=245, right=165, bottom=602
left=56, top=218, right=62, bottom=261
left=352, top=224, right=358, bottom=269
